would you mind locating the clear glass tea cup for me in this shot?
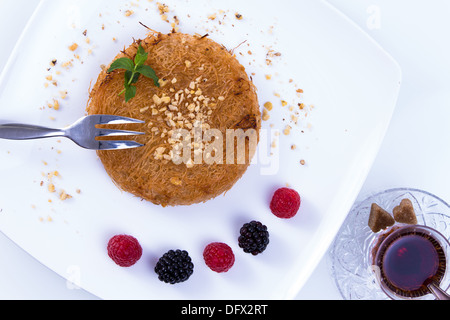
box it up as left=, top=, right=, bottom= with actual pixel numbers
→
left=328, top=188, right=450, bottom=300
left=370, top=224, right=450, bottom=300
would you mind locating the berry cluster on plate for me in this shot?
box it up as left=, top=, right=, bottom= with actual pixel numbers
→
left=106, top=187, right=301, bottom=284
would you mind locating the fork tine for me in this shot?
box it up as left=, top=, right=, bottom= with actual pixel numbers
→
left=91, top=114, right=145, bottom=125
left=98, top=140, right=144, bottom=150
left=96, top=128, right=145, bottom=137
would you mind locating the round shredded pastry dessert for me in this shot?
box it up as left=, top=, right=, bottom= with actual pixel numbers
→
left=87, top=31, right=261, bottom=206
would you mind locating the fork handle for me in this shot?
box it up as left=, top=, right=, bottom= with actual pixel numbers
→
left=0, top=123, right=65, bottom=140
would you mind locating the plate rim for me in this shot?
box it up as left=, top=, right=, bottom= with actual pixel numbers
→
left=280, top=0, right=402, bottom=299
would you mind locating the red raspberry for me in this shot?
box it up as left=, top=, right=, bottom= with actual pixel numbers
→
left=203, top=242, right=235, bottom=273
left=270, top=187, right=301, bottom=219
left=107, top=234, right=142, bottom=267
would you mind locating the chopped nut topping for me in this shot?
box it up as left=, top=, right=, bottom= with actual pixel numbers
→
left=68, top=43, right=78, bottom=51
left=153, top=94, right=162, bottom=105
left=140, top=106, right=149, bottom=113
left=158, top=78, right=169, bottom=87
left=170, top=177, right=182, bottom=186
left=48, top=183, right=55, bottom=193
left=59, top=190, right=72, bottom=200
left=283, top=125, right=292, bottom=135
left=262, top=109, right=270, bottom=121
left=263, top=101, right=273, bottom=111
left=147, top=76, right=220, bottom=166
left=185, top=158, right=194, bottom=168
left=47, top=99, right=60, bottom=110
left=161, top=96, right=171, bottom=104
left=157, top=2, right=169, bottom=14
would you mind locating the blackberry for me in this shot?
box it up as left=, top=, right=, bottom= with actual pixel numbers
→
left=238, top=220, right=269, bottom=255
left=154, top=249, right=194, bottom=284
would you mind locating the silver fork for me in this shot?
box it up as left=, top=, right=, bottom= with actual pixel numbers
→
left=0, top=115, right=145, bottom=150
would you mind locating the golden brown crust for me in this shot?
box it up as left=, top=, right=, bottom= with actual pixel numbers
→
left=87, top=32, right=260, bottom=206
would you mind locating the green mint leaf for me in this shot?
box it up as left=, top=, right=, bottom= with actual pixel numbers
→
left=124, top=85, right=137, bottom=102
left=125, top=70, right=140, bottom=86
left=134, top=45, right=148, bottom=67
left=136, top=65, right=160, bottom=87
left=107, top=57, right=135, bottom=72
left=109, top=45, right=159, bottom=102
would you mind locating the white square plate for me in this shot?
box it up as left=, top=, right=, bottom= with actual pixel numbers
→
left=0, top=0, right=401, bottom=299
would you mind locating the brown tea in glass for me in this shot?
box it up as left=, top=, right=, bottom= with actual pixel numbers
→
left=372, top=224, right=449, bottom=299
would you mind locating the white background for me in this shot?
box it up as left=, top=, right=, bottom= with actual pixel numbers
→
left=0, top=0, right=449, bottom=299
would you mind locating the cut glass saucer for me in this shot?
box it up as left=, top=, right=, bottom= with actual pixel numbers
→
left=328, top=188, right=450, bottom=300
